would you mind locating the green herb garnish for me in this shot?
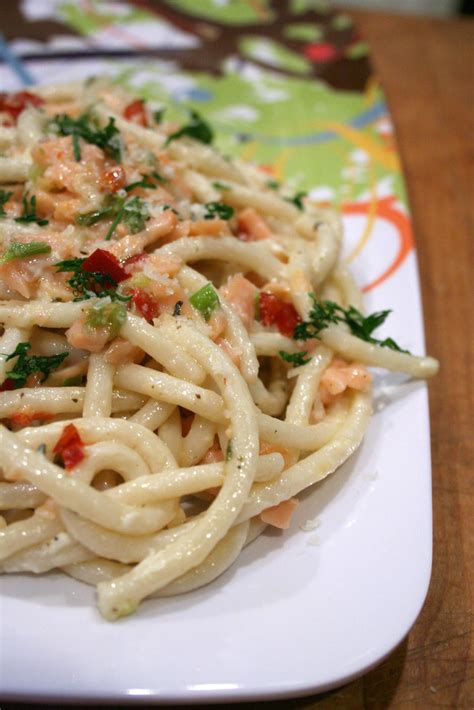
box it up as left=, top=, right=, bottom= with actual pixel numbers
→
left=165, top=110, right=213, bottom=146
left=75, top=194, right=149, bottom=240
left=212, top=181, right=230, bottom=191
left=124, top=171, right=167, bottom=193
left=294, top=295, right=408, bottom=352
left=52, top=113, right=122, bottom=162
left=124, top=177, right=155, bottom=192
left=72, top=132, right=81, bottom=162
left=189, top=283, right=219, bottom=321
left=15, top=194, right=48, bottom=226
left=3, top=342, right=68, bottom=388
left=285, top=191, right=307, bottom=211
left=162, top=204, right=179, bottom=215
left=55, top=257, right=131, bottom=302
left=0, top=190, right=13, bottom=217
left=279, top=350, right=311, bottom=366
left=1, top=241, right=51, bottom=263
left=266, top=179, right=280, bottom=190
left=153, top=108, right=165, bottom=124
left=203, top=202, right=234, bottom=220
left=120, top=196, right=149, bottom=234
left=75, top=206, right=115, bottom=227
left=85, top=301, right=127, bottom=338
left=225, top=441, right=233, bottom=461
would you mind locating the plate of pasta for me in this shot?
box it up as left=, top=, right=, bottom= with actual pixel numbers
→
left=0, top=81, right=438, bottom=702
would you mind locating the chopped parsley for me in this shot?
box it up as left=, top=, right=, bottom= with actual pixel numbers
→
left=0, top=190, right=13, bottom=217
left=203, top=202, right=234, bottom=220
left=225, top=441, right=233, bottom=461
left=15, top=194, right=48, bottom=226
left=75, top=194, right=149, bottom=240
left=55, top=256, right=130, bottom=302
left=279, top=350, right=311, bottom=367
left=294, top=295, right=408, bottom=352
left=285, top=191, right=307, bottom=211
left=165, top=110, right=213, bottom=146
left=2, top=342, right=68, bottom=389
left=1, top=241, right=51, bottom=263
left=162, top=204, right=179, bottom=215
left=52, top=113, right=122, bottom=162
left=72, top=132, right=81, bottom=162
left=153, top=108, right=165, bottom=124
left=212, top=181, right=230, bottom=191
left=266, top=179, right=280, bottom=190
left=124, top=171, right=167, bottom=193
left=124, top=177, right=155, bottom=192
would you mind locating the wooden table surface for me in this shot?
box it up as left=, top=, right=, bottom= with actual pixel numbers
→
left=2, top=8, right=473, bottom=710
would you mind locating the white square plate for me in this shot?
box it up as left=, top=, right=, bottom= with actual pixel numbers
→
left=0, top=224, right=432, bottom=704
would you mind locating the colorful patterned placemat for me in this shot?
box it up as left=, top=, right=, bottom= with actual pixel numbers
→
left=1, top=0, right=413, bottom=297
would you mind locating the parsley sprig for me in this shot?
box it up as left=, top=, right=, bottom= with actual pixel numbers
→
left=124, top=171, right=168, bottom=192
left=266, top=179, right=280, bottom=190
left=203, top=202, right=234, bottom=220
left=294, top=295, right=408, bottom=353
left=55, top=257, right=130, bottom=302
left=153, top=108, right=166, bottom=124
left=279, top=350, right=311, bottom=367
left=285, top=191, right=307, bottom=211
left=15, top=194, right=48, bottom=226
left=165, top=110, right=213, bottom=146
left=2, top=342, right=68, bottom=389
left=52, top=113, right=122, bottom=162
left=75, top=194, right=149, bottom=240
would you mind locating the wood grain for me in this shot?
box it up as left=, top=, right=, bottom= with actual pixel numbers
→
left=2, top=9, right=473, bottom=710
left=336, top=10, right=474, bottom=708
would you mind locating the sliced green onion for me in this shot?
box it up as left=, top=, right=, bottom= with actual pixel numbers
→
left=203, top=202, right=234, bottom=220
left=189, top=283, right=219, bottom=321
left=1, top=241, right=52, bottom=263
left=85, top=302, right=127, bottom=338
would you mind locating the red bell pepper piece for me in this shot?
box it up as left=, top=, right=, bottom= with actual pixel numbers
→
left=10, top=411, right=53, bottom=427
left=82, top=249, right=128, bottom=283
left=53, top=423, right=85, bottom=470
left=259, top=292, right=300, bottom=338
left=0, top=91, right=44, bottom=122
left=123, top=99, right=148, bottom=127
left=131, top=289, right=160, bottom=321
